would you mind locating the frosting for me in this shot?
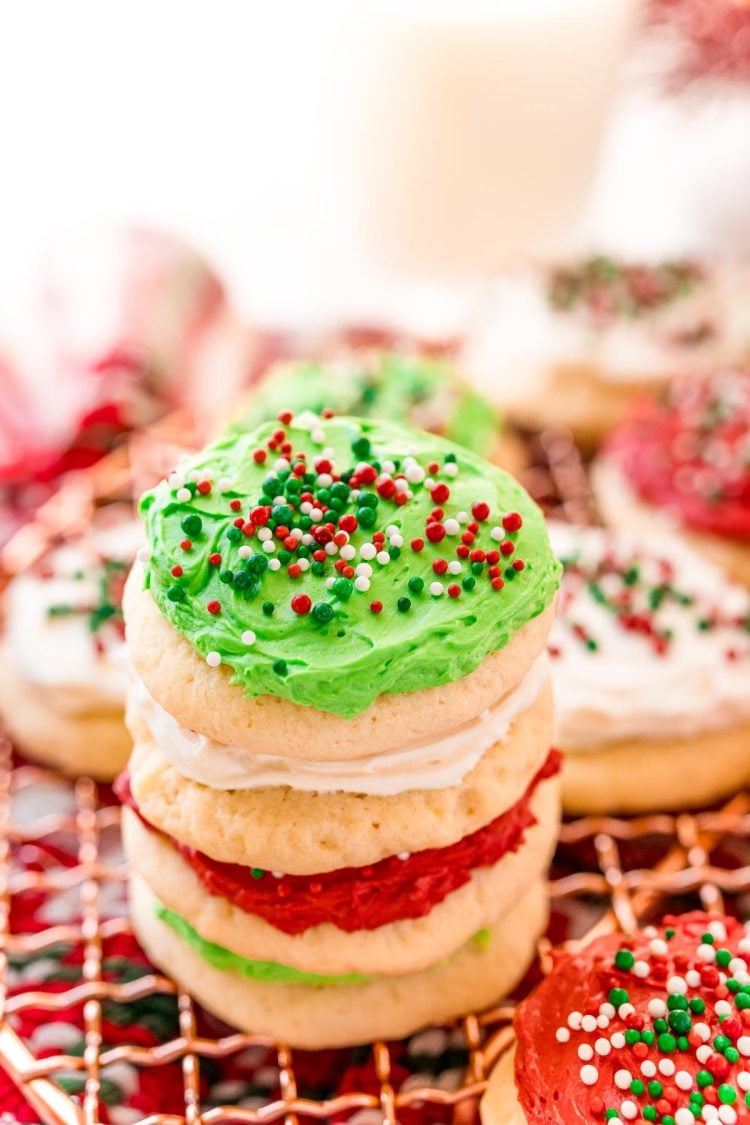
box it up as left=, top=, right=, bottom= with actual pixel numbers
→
left=603, top=370, right=750, bottom=541
left=130, top=652, right=549, bottom=795
left=464, top=258, right=750, bottom=402
left=155, top=904, right=369, bottom=985
left=118, top=750, right=561, bottom=936
left=548, top=523, right=750, bottom=749
left=4, top=517, right=142, bottom=714
left=139, top=414, right=559, bottom=718
left=514, top=911, right=750, bottom=1124
left=230, top=353, right=500, bottom=459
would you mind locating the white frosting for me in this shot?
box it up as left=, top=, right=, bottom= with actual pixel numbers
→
left=131, top=653, right=550, bottom=796
left=549, top=522, right=750, bottom=750
left=464, top=264, right=750, bottom=405
left=4, top=519, right=143, bottom=716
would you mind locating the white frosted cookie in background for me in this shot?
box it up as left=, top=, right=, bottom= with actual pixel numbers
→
left=0, top=508, right=142, bottom=779
left=548, top=521, right=750, bottom=813
left=462, top=257, right=750, bottom=446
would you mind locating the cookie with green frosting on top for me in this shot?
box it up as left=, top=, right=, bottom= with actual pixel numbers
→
left=230, top=352, right=524, bottom=471
left=133, top=413, right=559, bottom=722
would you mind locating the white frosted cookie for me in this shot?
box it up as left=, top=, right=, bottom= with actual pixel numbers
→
left=0, top=512, right=142, bottom=779
left=549, top=521, right=750, bottom=812
left=463, top=257, right=750, bottom=445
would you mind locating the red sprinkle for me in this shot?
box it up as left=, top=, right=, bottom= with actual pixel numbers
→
left=502, top=511, right=523, bottom=532
left=370, top=600, right=383, bottom=614
left=472, top=501, right=490, bottom=521
left=411, top=537, right=425, bottom=552
left=394, top=492, right=408, bottom=506
left=233, top=516, right=245, bottom=528
left=229, top=499, right=242, bottom=512
left=339, top=515, right=358, bottom=534
left=252, top=448, right=267, bottom=464
left=428, top=461, right=440, bottom=474
left=242, top=521, right=255, bottom=536
left=196, top=479, right=212, bottom=495
left=288, top=564, right=302, bottom=579
left=500, top=540, right=515, bottom=556
left=313, top=550, right=326, bottom=562
left=447, top=584, right=461, bottom=598
left=291, top=593, right=311, bottom=615
left=278, top=409, right=293, bottom=424
left=431, top=483, right=450, bottom=503
left=491, top=577, right=505, bottom=590
left=426, top=523, right=446, bottom=543
left=208, top=553, right=222, bottom=566
left=170, top=565, right=183, bottom=577
left=432, top=559, right=448, bottom=575
left=512, top=559, right=525, bottom=571
left=207, top=600, right=221, bottom=615
left=251, top=506, right=270, bottom=525
left=180, top=539, right=192, bottom=551
left=456, top=545, right=470, bottom=558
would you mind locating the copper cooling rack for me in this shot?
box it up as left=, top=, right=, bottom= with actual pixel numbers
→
left=0, top=424, right=748, bottom=1125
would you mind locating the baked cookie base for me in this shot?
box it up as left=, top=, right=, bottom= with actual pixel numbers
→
left=126, top=680, right=554, bottom=873
left=0, top=644, right=130, bottom=781
left=592, top=456, right=750, bottom=588
left=124, top=566, right=555, bottom=760
left=122, top=768, right=560, bottom=975
left=130, top=875, right=548, bottom=1049
left=562, top=722, right=750, bottom=815
left=480, top=1044, right=526, bottom=1125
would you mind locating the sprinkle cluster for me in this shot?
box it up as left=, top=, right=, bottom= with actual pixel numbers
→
left=552, top=542, right=750, bottom=663
left=44, top=552, right=128, bottom=653
left=553, top=916, right=750, bottom=1123
left=547, top=257, right=707, bottom=329
left=150, top=411, right=528, bottom=669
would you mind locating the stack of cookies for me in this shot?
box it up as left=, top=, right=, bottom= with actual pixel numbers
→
left=120, top=412, right=560, bottom=1047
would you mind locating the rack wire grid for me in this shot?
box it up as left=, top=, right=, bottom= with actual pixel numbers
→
left=0, top=424, right=747, bottom=1125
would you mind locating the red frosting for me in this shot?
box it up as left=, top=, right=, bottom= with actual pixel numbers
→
left=116, top=748, right=560, bottom=936
left=514, top=910, right=750, bottom=1123
left=604, top=370, right=750, bottom=541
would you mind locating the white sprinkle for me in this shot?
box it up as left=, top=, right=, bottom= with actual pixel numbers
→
left=389, top=533, right=404, bottom=548
left=394, top=477, right=410, bottom=494
left=382, top=461, right=396, bottom=474
left=176, top=487, right=192, bottom=502
left=578, top=1044, right=593, bottom=1061
left=640, top=1060, right=656, bottom=1077
left=238, top=545, right=252, bottom=559
left=310, top=508, right=323, bottom=522
left=447, top=560, right=462, bottom=575
left=490, top=526, right=503, bottom=541
left=258, top=527, right=272, bottom=541
left=206, top=651, right=221, bottom=667
left=316, top=473, right=333, bottom=487
left=324, top=541, right=338, bottom=555
left=709, top=921, right=727, bottom=941
left=360, top=543, right=376, bottom=560
left=650, top=939, right=668, bottom=956
left=633, top=960, right=650, bottom=978
left=262, top=541, right=275, bottom=554
left=696, top=944, right=716, bottom=963
left=614, top=1069, right=632, bottom=1090
left=568, top=1011, right=583, bottom=1030
left=325, top=577, right=336, bottom=589
left=694, top=1022, right=711, bottom=1042
left=667, top=975, right=687, bottom=994
left=268, top=558, right=281, bottom=571
left=298, top=558, right=310, bottom=571
left=648, top=999, right=667, bottom=1018
left=737, top=1070, right=750, bottom=1091
left=272, top=871, right=284, bottom=879
left=168, top=471, right=185, bottom=488
left=715, top=1000, right=732, bottom=1017
left=579, top=1065, right=598, bottom=1087
left=555, top=1028, right=570, bottom=1043
left=618, top=1003, right=635, bottom=1020
left=274, top=458, right=290, bottom=472
left=355, top=563, right=373, bottom=577
left=718, top=1108, right=736, bottom=1125
left=273, top=494, right=286, bottom=504
left=424, top=477, right=435, bottom=491
left=136, top=546, right=151, bottom=562
left=730, top=957, right=747, bottom=975
left=611, top=1032, right=626, bottom=1049
left=686, top=970, right=702, bottom=987
left=675, top=1111, right=695, bottom=1125
left=300, top=502, right=312, bottom=515
left=658, top=1058, right=675, bottom=1077
left=620, top=1102, right=637, bottom=1121
left=241, top=631, right=256, bottom=645
left=456, top=511, right=469, bottom=524
left=377, top=551, right=390, bottom=566
left=738, top=1036, right=750, bottom=1057
left=444, top=518, right=460, bottom=535
left=581, top=1015, right=597, bottom=1033
left=597, top=1015, right=610, bottom=1029
left=675, top=1071, right=693, bottom=1091
left=218, top=477, right=232, bottom=491
left=594, top=1038, right=611, bottom=1057
left=340, top=545, right=356, bottom=561
left=385, top=525, right=398, bottom=536
left=430, top=581, right=444, bottom=597
left=444, top=461, right=458, bottom=477
left=311, top=428, right=325, bottom=444
left=289, top=527, right=304, bottom=540
left=696, top=1044, right=712, bottom=1064
left=600, top=1003, right=616, bottom=1019
left=702, top=1109, right=718, bottom=1122
left=354, top=576, right=370, bottom=592
left=397, top=851, right=410, bottom=861
left=188, top=469, right=201, bottom=482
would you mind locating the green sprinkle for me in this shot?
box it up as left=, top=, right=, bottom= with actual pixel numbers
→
left=357, top=507, right=377, bottom=529
left=716, top=949, right=732, bottom=968
left=701, top=932, right=715, bottom=945
left=219, top=569, right=234, bottom=584
left=397, top=597, right=411, bottom=613
left=657, top=1033, right=676, bottom=1053
left=726, top=1047, right=740, bottom=1064
left=311, top=561, right=325, bottom=576
left=718, top=1085, right=737, bottom=1105
left=250, top=868, right=264, bottom=879
left=668, top=1011, right=691, bottom=1035
left=609, top=987, right=629, bottom=1008
left=357, top=491, right=378, bottom=509
left=714, top=1034, right=731, bottom=1053
left=272, top=659, right=287, bottom=676
left=247, top=554, right=269, bottom=575
left=642, top=1108, right=657, bottom=1122
left=654, top=1019, right=669, bottom=1034
left=312, top=602, right=334, bottom=624
left=181, top=514, right=202, bottom=537
left=641, top=1030, right=655, bottom=1046
left=736, top=993, right=750, bottom=1010
left=227, top=526, right=242, bottom=542
left=262, top=601, right=274, bottom=616
left=167, top=584, right=186, bottom=603
left=667, top=994, right=688, bottom=1011
left=332, top=578, right=353, bottom=601
left=615, top=949, right=635, bottom=971
left=625, top=1029, right=641, bottom=1045
left=630, top=1079, right=645, bottom=1096
left=697, top=1070, right=713, bottom=1088
left=408, top=576, right=424, bottom=594
left=648, top=1081, right=663, bottom=1097
left=689, top=997, right=706, bottom=1014
left=351, top=436, right=371, bottom=459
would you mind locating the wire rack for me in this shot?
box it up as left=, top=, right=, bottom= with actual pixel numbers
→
left=0, top=424, right=748, bottom=1125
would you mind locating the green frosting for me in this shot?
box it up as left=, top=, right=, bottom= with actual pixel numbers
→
left=156, top=904, right=369, bottom=986
left=140, top=414, right=559, bottom=717
left=231, top=353, right=500, bottom=458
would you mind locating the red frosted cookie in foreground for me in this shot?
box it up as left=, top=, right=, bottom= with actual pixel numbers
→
left=593, top=369, right=750, bottom=587
left=482, top=911, right=750, bottom=1124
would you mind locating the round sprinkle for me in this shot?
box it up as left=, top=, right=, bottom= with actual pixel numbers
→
left=181, top=514, right=203, bottom=537
left=206, top=651, right=221, bottom=667
left=312, top=602, right=334, bottom=623
left=242, top=630, right=256, bottom=645
left=397, top=596, right=411, bottom=613
left=291, top=594, right=312, bottom=615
